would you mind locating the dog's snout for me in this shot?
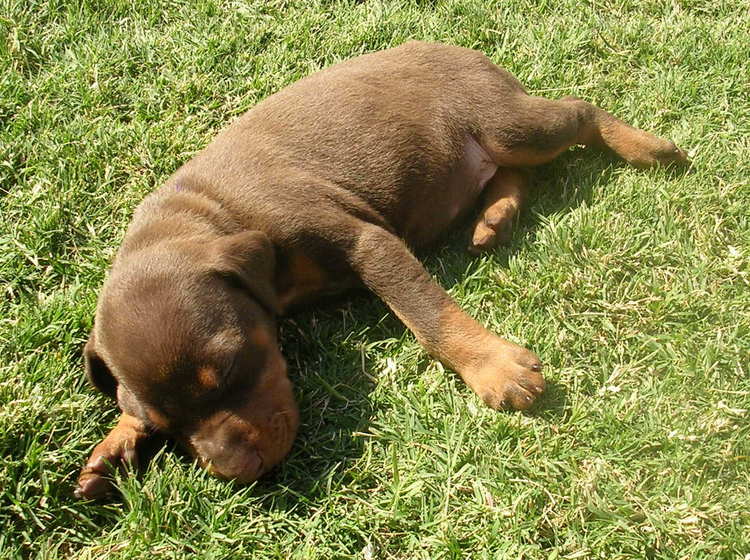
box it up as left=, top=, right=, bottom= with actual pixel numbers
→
left=191, top=431, right=264, bottom=483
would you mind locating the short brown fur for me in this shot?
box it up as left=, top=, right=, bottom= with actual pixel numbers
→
left=76, top=42, right=688, bottom=499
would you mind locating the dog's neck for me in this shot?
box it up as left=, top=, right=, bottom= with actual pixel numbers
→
left=118, top=179, right=244, bottom=258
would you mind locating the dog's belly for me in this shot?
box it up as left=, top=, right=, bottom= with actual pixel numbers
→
left=270, top=136, right=497, bottom=309
left=399, top=135, right=498, bottom=247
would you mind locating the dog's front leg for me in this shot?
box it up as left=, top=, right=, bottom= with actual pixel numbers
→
left=74, top=413, right=151, bottom=499
left=348, top=224, right=545, bottom=410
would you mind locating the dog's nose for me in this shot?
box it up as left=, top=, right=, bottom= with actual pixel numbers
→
left=190, top=435, right=264, bottom=483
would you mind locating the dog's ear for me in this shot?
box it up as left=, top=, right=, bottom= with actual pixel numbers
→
left=211, top=231, right=280, bottom=315
left=83, top=331, right=118, bottom=399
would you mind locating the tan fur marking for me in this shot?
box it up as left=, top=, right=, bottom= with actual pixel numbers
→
left=470, top=168, right=526, bottom=253
left=277, top=252, right=328, bottom=309
left=434, top=302, right=492, bottom=373
left=196, top=366, right=219, bottom=390
left=75, top=413, right=150, bottom=499
left=486, top=142, right=571, bottom=167
left=434, top=301, right=545, bottom=411
left=248, top=326, right=273, bottom=349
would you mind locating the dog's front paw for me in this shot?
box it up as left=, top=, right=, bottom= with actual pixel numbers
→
left=462, top=340, right=545, bottom=410
left=74, top=418, right=144, bottom=500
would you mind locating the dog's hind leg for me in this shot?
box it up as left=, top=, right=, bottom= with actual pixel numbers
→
left=468, top=167, right=527, bottom=254
left=478, top=95, right=690, bottom=169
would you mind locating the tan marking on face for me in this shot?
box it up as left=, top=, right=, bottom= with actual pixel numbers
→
left=196, top=366, right=220, bottom=390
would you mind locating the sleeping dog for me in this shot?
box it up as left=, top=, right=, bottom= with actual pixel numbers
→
left=75, top=41, right=688, bottom=499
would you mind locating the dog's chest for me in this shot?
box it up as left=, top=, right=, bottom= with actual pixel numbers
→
left=275, top=250, right=354, bottom=312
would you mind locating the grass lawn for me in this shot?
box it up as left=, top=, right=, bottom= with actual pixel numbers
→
left=2, top=0, right=749, bottom=558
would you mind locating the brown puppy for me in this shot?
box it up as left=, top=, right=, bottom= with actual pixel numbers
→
left=75, top=41, right=688, bottom=499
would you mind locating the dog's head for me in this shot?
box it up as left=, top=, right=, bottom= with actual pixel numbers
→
left=84, top=230, right=299, bottom=483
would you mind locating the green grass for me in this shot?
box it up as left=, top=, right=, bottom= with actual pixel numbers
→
left=2, top=0, right=749, bottom=558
